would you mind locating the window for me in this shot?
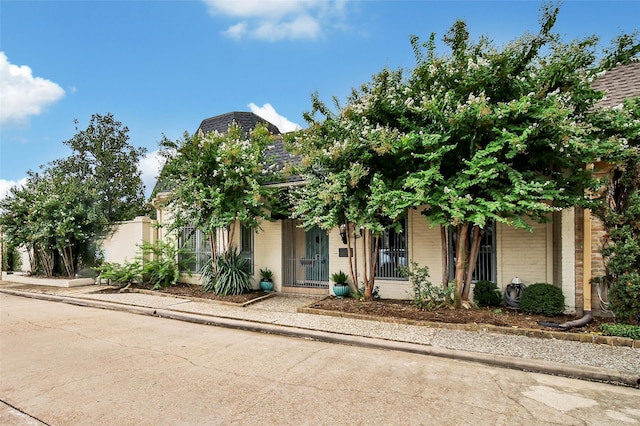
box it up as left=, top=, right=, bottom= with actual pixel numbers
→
left=448, top=222, right=496, bottom=283
left=375, top=217, right=408, bottom=279
left=239, top=224, right=254, bottom=274
left=178, top=226, right=210, bottom=273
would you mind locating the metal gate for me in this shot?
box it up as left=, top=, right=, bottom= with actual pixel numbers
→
left=282, top=220, right=329, bottom=289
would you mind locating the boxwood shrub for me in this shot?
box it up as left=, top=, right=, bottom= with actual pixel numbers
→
left=519, top=283, right=565, bottom=316
left=473, top=280, right=502, bottom=307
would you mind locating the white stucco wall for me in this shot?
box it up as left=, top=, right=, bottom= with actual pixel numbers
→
left=101, top=216, right=157, bottom=264
left=253, top=220, right=283, bottom=291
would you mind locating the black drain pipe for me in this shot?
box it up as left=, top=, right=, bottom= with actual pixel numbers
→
left=558, top=311, right=593, bottom=331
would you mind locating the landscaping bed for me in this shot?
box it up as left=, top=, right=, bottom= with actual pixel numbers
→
left=308, top=296, right=614, bottom=334
left=97, top=282, right=270, bottom=305
left=97, top=283, right=615, bottom=333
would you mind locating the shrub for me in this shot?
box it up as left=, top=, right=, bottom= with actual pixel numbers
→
left=201, top=249, right=251, bottom=296
left=473, top=280, right=502, bottom=307
left=97, top=261, right=142, bottom=287
left=2, top=245, right=22, bottom=272
left=352, top=284, right=380, bottom=300
left=519, top=283, right=565, bottom=316
left=600, top=323, right=640, bottom=340
left=138, top=240, right=193, bottom=289
left=608, top=272, right=640, bottom=325
left=399, top=262, right=455, bottom=311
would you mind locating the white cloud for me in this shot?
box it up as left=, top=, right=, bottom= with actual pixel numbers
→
left=0, top=178, right=27, bottom=200
left=205, top=0, right=347, bottom=41
left=0, top=52, right=65, bottom=126
left=139, top=150, right=165, bottom=196
left=248, top=103, right=301, bottom=133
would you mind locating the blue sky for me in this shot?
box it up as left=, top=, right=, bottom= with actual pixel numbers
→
left=1, top=0, right=639, bottom=198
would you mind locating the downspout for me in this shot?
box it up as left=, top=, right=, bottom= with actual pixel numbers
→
left=559, top=163, right=595, bottom=330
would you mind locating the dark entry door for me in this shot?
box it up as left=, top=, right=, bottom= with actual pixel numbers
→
left=305, top=226, right=329, bottom=283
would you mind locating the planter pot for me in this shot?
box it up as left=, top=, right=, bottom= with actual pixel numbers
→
left=260, top=280, right=274, bottom=292
left=333, top=284, right=350, bottom=298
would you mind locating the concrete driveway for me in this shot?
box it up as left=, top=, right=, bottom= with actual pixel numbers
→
left=1, top=294, right=639, bottom=425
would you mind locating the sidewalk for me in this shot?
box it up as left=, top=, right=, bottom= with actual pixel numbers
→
left=1, top=281, right=638, bottom=388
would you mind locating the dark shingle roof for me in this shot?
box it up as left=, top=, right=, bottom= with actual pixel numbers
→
left=265, top=137, right=304, bottom=184
left=592, top=61, right=640, bottom=108
left=151, top=112, right=300, bottom=196
left=196, top=111, right=281, bottom=136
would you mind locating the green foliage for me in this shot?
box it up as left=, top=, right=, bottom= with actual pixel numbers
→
left=352, top=284, right=380, bottom=300
left=600, top=323, right=640, bottom=340
left=330, top=270, right=349, bottom=285
left=0, top=169, right=107, bottom=277
left=138, top=240, right=193, bottom=289
left=399, top=262, right=455, bottom=311
left=260, top=268, right=273, bottom=281
left=55, top=113, right=147, bottom=222
left=97, top=261, right=142, bottom=287
left=159, top=122, right=281, bottom=264
left=2, top=245, right=22, bottom=272
left=590, top=94, right=640, bottom=325
left=473, top=280, right=502, bottom=307
left=0, top=113, right=145, bottom=277
left=201, top=250, right=252, bottom=296
left=289, top=2, right=635, bottom=302
left=519, top=283, right=565, bottom=316
left=608, top=273, right=640, bottom=325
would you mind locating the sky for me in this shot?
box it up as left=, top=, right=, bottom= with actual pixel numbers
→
left=1, top=0, right=639, bottom=198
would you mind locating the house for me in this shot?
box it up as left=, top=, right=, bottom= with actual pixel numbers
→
left=152, top=112, right=576, bottom=304
left=153, top=62, right=639, bottom=313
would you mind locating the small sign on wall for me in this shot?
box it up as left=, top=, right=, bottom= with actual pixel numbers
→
left=338, top=248, right=353, bottom=258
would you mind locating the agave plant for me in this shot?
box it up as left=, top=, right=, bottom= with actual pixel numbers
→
left=201, top=249, right=251, bottom=296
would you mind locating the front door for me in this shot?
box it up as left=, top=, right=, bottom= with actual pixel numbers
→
left=305, top=226, right=329, bottom=283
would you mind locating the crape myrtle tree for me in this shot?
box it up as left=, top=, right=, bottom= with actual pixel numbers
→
left=291, top=2, right=620, bottom=303
left=159, top=122, right=281, bottom=276
left=287, top=70, right=410, bottom=298
left=53, top=113, right=147, bottom=223
left=0, top=169, right=105, bottom=277
left=378, top=3, right=614, bottom=304
left=0, top=112, right=145, bottom=276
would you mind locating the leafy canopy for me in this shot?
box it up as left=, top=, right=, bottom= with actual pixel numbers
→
left=54, top=113, right=147, bottom=223
left=159, top=121, right=281, bottom=249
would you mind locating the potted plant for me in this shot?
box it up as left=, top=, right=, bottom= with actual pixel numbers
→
left=259, top=268, right=274, bottom=292
left=331, top=270, right=350, bottom=298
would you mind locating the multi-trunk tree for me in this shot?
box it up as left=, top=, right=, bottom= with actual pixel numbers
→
left=0, top=113, right=147, bottom=277
left=0, top=169, right=105, bottom=277
left=291, top=3, right=626, bottom=303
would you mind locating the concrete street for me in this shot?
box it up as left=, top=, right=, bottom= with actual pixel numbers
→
left=1, top=294, right=639, bottom=425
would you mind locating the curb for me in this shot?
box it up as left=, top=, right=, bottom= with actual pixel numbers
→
left=1, top=288, right=639, bottom=388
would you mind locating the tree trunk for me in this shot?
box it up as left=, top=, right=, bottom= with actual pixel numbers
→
left=441, top=225, right=449, bottom=287
left=367, top=235, right=380, bottom=298
left=59, top=244, right=74, bottom=278
left=209, top=233, right=217, bottom=274
left=345, top=221, right=357, bottom=291
left=454, top=223, right=470, bottom=302
left=463, top=225, right=484, bottom=300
